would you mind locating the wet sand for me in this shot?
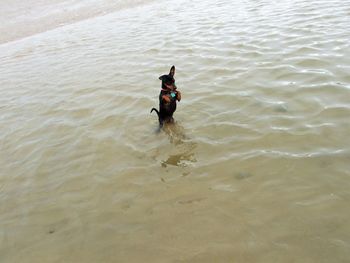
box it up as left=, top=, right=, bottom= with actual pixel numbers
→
left=0, top=0, right=155, bottom=44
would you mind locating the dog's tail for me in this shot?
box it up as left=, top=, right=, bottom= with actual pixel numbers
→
left=150, top=108, right=160, bottom=117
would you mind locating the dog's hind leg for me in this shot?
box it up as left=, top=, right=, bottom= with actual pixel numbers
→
left=151, top=108, right=164, bottom=127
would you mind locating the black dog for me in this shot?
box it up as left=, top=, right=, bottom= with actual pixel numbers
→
left=151, top=66, right=181, bottom=126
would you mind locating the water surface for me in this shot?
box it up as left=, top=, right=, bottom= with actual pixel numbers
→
left=1, top=0, right=350, bottom=262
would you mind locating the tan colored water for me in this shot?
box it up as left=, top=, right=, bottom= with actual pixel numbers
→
left=1, top=0, right=350, bottom=262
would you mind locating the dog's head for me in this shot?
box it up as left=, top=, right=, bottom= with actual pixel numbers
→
left=159, top=66, right=176, bottom=90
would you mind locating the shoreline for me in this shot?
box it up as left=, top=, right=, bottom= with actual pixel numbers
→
left=0, top=0, right=155, bottom=45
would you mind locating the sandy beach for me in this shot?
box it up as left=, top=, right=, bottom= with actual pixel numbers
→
left=0, top=0, right=154, bottom=44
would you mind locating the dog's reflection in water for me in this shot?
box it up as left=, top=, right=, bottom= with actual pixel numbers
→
left=160, top=122, right=197, bottom=167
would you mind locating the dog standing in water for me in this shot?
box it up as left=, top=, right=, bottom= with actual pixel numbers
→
left=151, top=66, right=181, bottom=126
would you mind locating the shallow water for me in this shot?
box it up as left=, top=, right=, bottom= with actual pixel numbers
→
left=1, top=0, right=350, bottom=262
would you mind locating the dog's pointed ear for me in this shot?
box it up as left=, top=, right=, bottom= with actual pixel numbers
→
left=159, top=75, right=165, bottom=80
left=169, top=65, right=175, bottom=77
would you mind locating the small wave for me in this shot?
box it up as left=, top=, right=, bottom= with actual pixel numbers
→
left=225, top=148, right=349, bottom=162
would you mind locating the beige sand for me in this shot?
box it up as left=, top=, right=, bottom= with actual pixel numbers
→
left=0, top=0, right=154, bottom=44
